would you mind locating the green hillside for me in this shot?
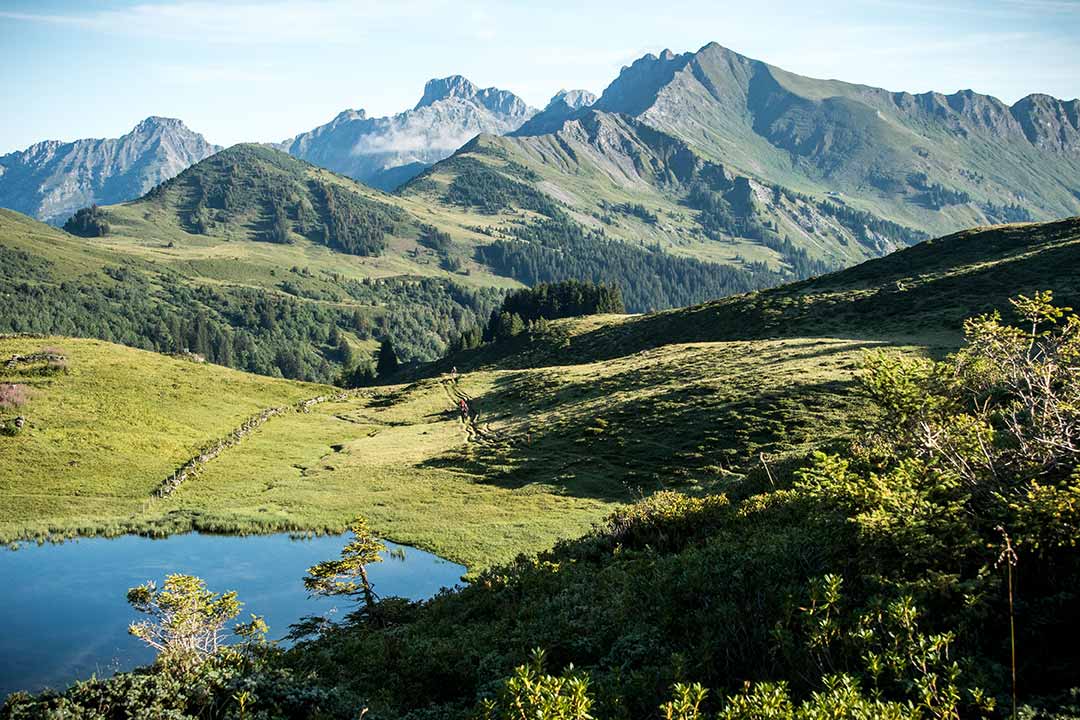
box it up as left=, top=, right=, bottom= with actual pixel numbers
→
left=0, top=329, right=892, bottom=570
left=6, top=210, right=1080, bottom=719
left=0, top=336, right=328, bottom=542
left=445, top=216, right=1080, bottom=371
left=3, top=217, right=1075, bottom=566
left=0, top=196, right=504, bottom=383
left=401, top=115, right=926, bottom=285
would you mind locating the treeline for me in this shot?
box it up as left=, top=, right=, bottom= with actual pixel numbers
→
left=767, top=183, right=927, bottom=250
left=600, top=200, right=658, bottom=225
left=500, top=280, right=624, bottom=321
left=686, top=180, right=835, bottom=278
left=416, top=224, right=463, bottom=271
left=477, top=215, right=778, bottom=313
left=443, top=158, right=561, bottom=216
left=417, top=224, right=452, bottom=253
left=448, top=280, right=624, bottom=352
left=0, top=258, right=501, bottom=383
left=811, top=196, right=928, bottom=247
left=313, top=182, right=403, bottom=256
left=983, top=202, right=1035, bottom=224
left=907, top=172, right=972, bottom=209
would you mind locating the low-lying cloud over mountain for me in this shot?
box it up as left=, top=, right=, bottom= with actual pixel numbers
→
left=283, top=75, right=536, bottom=190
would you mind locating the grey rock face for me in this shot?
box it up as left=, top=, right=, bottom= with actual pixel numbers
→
left=1010, top=94, right=1080, bottom=153
left=511, top=89, right=598, bottom=137
left=286, top=76, right=536, bottom=190
left=593, top=49, right=692, bottom=116
left=553, top=89, right=598, bottom=112
left=0, top=117, right=220, bottom=224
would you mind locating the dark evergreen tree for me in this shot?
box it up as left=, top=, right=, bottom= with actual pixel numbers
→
left=336, top=336, right=354, bottom=367
left=376, top=338, right=399, bottom=377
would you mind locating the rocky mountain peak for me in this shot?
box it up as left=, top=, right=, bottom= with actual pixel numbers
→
left=286, top=77, right=534, bottom=190
left=510, top=90, right=596, bottom=137
left=548, top=89, right=597, bottom=112
left=594, top=47, right=693, bottom=116
left=1010, top=93, right=1080, bottom=152
left=133, top=116, right=188, bottom=133
left=0, top=118, right=219, bottom=224
left=413, top=75, right=533, bottom=121
left=415, top=75, right=481, bottom=108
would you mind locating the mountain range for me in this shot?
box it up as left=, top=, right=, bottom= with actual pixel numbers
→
left=0, top=116, right=219, bottom=224
left=4, top=43, right=1078, bottom=246
left=585, top=43, right=1080, bottom=231
left=0, top=41, right=1077, bottom=343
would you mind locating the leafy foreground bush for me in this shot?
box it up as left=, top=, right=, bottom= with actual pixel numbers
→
left=5, top=293, right=1080, bottom=719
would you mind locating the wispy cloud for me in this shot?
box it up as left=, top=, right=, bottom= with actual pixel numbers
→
left=0, top=0, right=457, bottom=44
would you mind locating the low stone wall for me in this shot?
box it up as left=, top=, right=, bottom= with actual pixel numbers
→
left=153, top=390, right=353, bottom=498
left=4, top=352, right=66, bottom=369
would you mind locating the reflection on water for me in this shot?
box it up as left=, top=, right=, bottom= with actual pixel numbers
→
left=0, top=532, right=464, bottom=697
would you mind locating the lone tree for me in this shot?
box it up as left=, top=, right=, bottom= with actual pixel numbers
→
left=376, top=338, right=399, bottom=378
left=63, top=204, right=110, bottom=237
left=126, top=574, right=264, bottom=672
left=304, top=516, right=385, bottom=613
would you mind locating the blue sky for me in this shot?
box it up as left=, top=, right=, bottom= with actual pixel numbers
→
left=1, top=0, right=1078, bottom=153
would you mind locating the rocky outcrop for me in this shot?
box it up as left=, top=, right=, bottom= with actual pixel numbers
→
left=0, top=117, right=219, bottom=224
left=4, top=351, right=65, bottom=369
left=593, top=49, right=693, bottom=117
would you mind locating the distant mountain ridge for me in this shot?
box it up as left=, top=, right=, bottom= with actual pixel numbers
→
left=283, top=75, right=537, bottom=190
left=587, top=43, right=1080, bottom=232
left=512, top=89, right=598, bottom=136
left=0, top=117, right=219, bottom=224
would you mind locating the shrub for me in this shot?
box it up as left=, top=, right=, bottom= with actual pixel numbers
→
left=63, top=205, right=111, bottom=237
left=0, top=383, right=30, bottom=410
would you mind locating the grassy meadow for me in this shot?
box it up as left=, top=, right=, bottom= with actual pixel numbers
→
left=0, top=329, right=906, bottom=572
left=0, top=337, right=329, bottom=542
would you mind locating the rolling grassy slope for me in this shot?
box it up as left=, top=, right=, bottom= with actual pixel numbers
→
left=0, top=204, right=503, bottom=383
left=445, top=215, right=1080, bottom=371
left=0, top=332, right=890, bottom=572
left=0, top=336, right=327, bottom=542
left=97, top=143, right=514, bottom=290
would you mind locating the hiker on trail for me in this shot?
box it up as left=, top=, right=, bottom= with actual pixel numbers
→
left=469, top=398, right=480, bottom=422
left=459, top=398, right=469, bottom=420
left=450, top=366, right=458, bottom=379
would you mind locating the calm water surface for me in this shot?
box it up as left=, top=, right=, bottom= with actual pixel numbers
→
left=0, top=532, right=464, bottom=697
